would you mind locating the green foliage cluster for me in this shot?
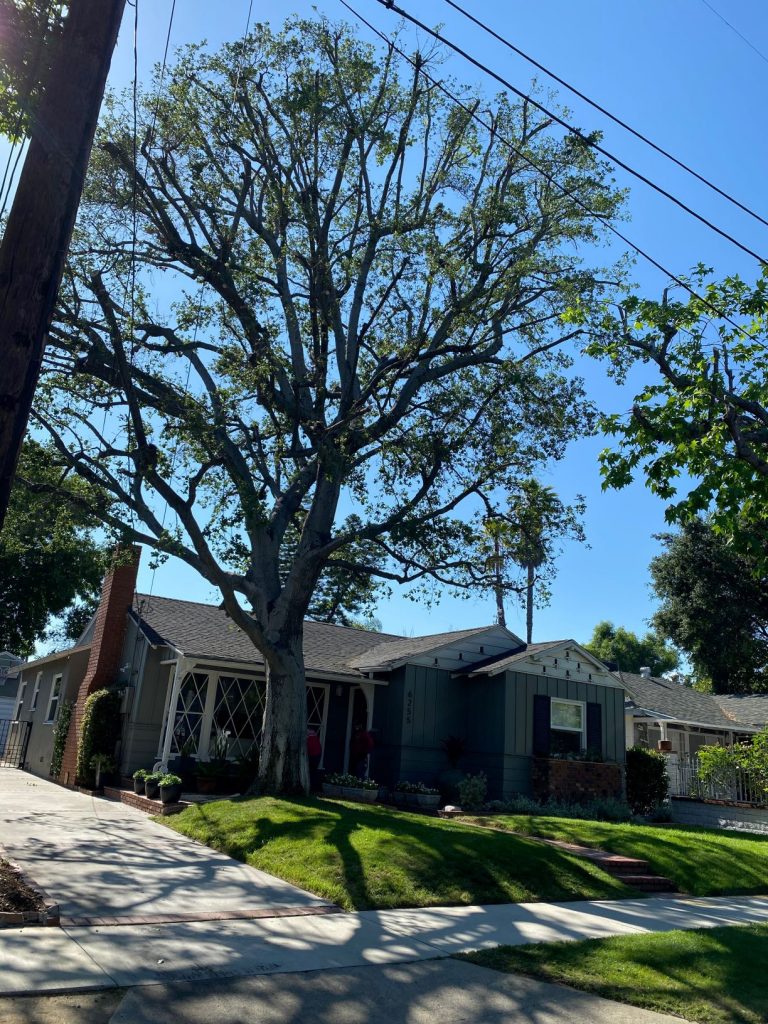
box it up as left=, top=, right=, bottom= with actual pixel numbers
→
left=324, top=772, right=379, bottom=790
left=457, top=771, right=488, bottom=810
left=1, top=440, right=106, bottom=656
left=697, top=732, right=768, bottom=802
left=394, top=780, right=440, bottom=795
left=48, top=698, right=72, bottom=779
left=484, top=795, right=632, bottom=822
left=75, top=688, right=121, bottom=785
left=0, top=0, right=65, bottom=140
left=584, top=621, right=679, bottom=676
left=159, top=773, right=182, bottom=788
left=650, top=519, right=768, bottom=693
left=590, top=269, right=768, bottom=565
left=625, top=746, right=669, bottom=815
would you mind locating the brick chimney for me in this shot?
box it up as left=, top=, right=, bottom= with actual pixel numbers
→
left=59, top=546, right=141, bottom=786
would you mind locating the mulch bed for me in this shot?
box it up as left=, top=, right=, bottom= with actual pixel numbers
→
left=0, top=858, right=46, bottom=915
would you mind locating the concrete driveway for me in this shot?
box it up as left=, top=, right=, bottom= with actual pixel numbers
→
left=0, top=768, right=329, bottom=920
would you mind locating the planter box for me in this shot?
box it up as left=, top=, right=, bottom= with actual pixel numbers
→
left=321, top=783, right=379, bottom=803
left=160, top=783, right=183, bottom=804
left=392, top=792, right=441, bottom=810
left=532, top=757, right=623, bottom=803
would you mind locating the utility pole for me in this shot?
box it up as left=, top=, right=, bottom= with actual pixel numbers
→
left=0, top=0, right=126, bottom=530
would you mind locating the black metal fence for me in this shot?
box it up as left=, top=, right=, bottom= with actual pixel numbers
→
left=0, top=719, right=31, bottom=768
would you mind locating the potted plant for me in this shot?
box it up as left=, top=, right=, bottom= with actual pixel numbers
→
left=321, top=772, right=380, bottom=803
left=144, top=771, right=164, bottom=800
left=132, top=768, right=148, bottom=795
left=393, top=780, right=441, bottom=810
left=158, top=773, right=183, bottom=805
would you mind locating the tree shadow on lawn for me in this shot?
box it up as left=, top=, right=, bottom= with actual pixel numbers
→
left=500, top=817, right=768, bottom=897
left=478, top=922, right=768, bottom=1024
left=174, top=797, right=636, bottom=911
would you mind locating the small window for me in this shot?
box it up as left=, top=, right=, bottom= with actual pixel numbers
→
left=30, top=673, right=42, bottom=712
left=45, top=675, right=63, bottom=724
left=550, top=698, right=585, bottom=755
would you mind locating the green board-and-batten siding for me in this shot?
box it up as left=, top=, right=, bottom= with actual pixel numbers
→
left=372, top=663, right=626, bottom=800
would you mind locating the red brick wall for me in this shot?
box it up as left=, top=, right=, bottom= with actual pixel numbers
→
left=59, top=547, right=140, bottom=785
left=532, top=757, right=624, bottom=803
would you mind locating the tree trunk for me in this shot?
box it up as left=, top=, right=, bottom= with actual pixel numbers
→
left=526, top=563, right=534, bottom=644
left=0, top=0, right=126, bottom=529
left=255, top=626, right=309, bottom=795
left=493, top=534, right=506, bottom=627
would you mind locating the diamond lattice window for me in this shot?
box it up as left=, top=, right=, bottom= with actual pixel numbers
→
left=211, top=676, right=265, bottom=758
left=171, top=672, right=209, bottom=755
left=306, top=685, right=327, bottom=734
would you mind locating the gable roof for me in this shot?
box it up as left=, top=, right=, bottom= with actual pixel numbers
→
left=464, top=639, right=618, bottom=685
left=132, top=594, right=405, bottom=678
left=714, top=694, right=768, bottom=728
left=345, top=626, right=510, bottom=672
left=621, top=671, right=761, bottom=731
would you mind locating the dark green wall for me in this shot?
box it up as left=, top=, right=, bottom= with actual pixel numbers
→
left=502, top=670, right=626, bottom=796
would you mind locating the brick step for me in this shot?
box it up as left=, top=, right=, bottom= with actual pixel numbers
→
left=619, top=873, right=677, bottom=892
left=599, top=856, right=651, bottom=875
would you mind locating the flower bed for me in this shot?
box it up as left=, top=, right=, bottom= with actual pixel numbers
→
left=322, top=772, right=381, bottom=803
left=392, top=780, right=441, bottom=810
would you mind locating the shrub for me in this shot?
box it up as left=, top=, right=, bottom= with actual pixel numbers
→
left=626, top=745, right=669, bottom=815
left=324, top=772, right=379, bottom=790
left=457, top=771, right=487, bottom=811
left=76, top=688, right=122, bottom=785
left=133, top=768, right=148, bottom=781
left=394, top=780, right=440, bottom=795
left=159, top=773, right=182, bottom=787
left=144, top=772, right=164, bottom=784
left=483, top=794, right=632, bottom=821
left=49, top=700, right=74, bottom=779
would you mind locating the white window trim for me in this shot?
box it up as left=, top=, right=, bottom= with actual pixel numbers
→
left=550, top=697, right=586, bottom=747
left=306, top=682, right=330, bottom=768
left=44, top=674, right=63, bottom=724
left=30, top=672, right=42, bottom=713
left=13, top=681, right=27, bottom=719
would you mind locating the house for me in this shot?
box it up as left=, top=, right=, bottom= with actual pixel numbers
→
left=0, top=651, right=23, bottom=720
left=622, top=669, right=766, bottom=755
left=14, top=553, right=628, bottom=802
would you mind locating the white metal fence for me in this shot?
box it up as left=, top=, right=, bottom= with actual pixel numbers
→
left=666, top=753, right=765, bottom=806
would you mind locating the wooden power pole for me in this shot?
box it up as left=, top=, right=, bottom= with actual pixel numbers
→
left=0, top=0, right=126, bottom=530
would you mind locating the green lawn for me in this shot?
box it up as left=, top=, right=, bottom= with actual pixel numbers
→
left=161, top=796, right=634, bottom=911
left=462, top=814, right=768, bottom=896
left=461, top=923, right=768, bottom=1024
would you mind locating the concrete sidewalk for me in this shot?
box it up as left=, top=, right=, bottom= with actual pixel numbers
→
left=2, top=893, right=768, bottom=995
left=0, top=769, right=327, bottom=919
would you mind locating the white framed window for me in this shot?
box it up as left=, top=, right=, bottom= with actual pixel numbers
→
left=14, top=681, right=27, bottom=719
left=45, top=675, right=63, bottom=724
left=550, top=698, right=585, bottom=755
left=30, top=672, right=42, bottom=713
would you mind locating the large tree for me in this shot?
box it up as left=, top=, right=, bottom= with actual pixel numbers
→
left=588, top=270, right=768, bottom=565
left=1, top=440, right=107, bottom=655
left=649, top=518, right=768, bottom=693
left=35, top=19, right=623, bottom=793
left=584, top=620, right=679, bottom=677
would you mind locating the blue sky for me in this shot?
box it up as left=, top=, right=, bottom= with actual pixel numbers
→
left=45, top=2, right=768, bottom=641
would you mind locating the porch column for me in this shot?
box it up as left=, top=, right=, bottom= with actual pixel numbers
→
left=155, top=656, right=189, bottom=772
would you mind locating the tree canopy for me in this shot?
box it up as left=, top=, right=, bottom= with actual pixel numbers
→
left=35, top=18, right=624, bottom=792
left=0, top=439, right=106, bottom=655
left=0, top=0, right=64, bottom=139
left=649, top=518, right=768, bottom=694
left=584, top=620, right=679, bottom=677
left=588, top=270, right=768, bottom=565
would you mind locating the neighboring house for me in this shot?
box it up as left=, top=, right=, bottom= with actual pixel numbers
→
left=622, top=669, right=766, bottom=755
left=16, top=554, right=627, bottom=801
left=0, top=651, right=23, bottom=720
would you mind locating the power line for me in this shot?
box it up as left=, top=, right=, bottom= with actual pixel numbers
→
left=698, top=0, right=768, bottom=67
left=442, top=0, right=768, bottom=232
left=338, top=0, right=755, bottom=339
left=375, top=0, right=766, bottom=266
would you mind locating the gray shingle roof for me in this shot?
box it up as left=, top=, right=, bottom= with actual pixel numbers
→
left=714, top=694, right=768, bottom=728
left=621, top=672, right=761, bottom=731
left=345, top=626, right=495, bottom=671
left=133, top=594, right=405, bottom=677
